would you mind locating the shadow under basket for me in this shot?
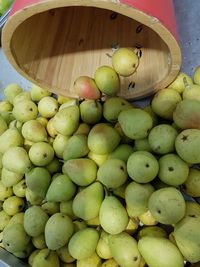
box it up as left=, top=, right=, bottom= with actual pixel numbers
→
left=2, top=0, right=182, bottom=100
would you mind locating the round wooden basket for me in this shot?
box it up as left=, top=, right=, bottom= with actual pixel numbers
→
left=2, top=0, right=181, bottom=100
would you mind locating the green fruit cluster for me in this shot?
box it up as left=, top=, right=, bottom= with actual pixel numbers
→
left=0, top=58, right=200, bottom=267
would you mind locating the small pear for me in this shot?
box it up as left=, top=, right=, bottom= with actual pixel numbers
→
left=25, top=188, right=43, bottom=205
left=53, top=134, right=70, bottom=158
left=3, top=223, right=30, bottom=253
left=0, top=115, right=7, bottom=135
left=125, top=182, right=154, bottom=217
left=77, top=252, right=102, bottom=267
left=6, top=212, right=24, bottom=228
left=38, top=96, right=58, bottom=118
left=4, top=83, right=23, bottom=104
left=62, top=158, right=97, bottom=186
left=28, top=250, right=40, bottom=266
left=88, top=151, right=108, bottom=166
left=2, top=147, right=32, bottom=174
left=137, top=226, right=167, bottom=239
left=88, top=123, right=120, bottom=154
left=13, top=100, right=38, bottom=122
left=57, top=244, right=75, bottom=263
left=118, top=108, right=153, bottom=140
left=32, top=234, right=46, bottom=249
left=127, top=151, right=159, bottom=183
left=97, top=159, right=127, bottom=189
left=80, top=100, right=102, bottom=124
left=148, top=187, right=186, bottom=224
left=68, top=228, right=99, bottom=260
left=0, top=111, right=15, bottom=124
left=0, top=100, right=13, bottom=112
left=22, top=119, right=48, bottom=142
left=29, top=142, right=54, bottom=166
left=74, top=76, right=101, bottom=100
left=0, top=210, right=11, bottom=231
left=99, top=196, right=129, bottom=234
left=103, top=96, right=133, bottom=123
left=109, top=232, right=142, bottom=267
left=138, top=236, right=184, bottom=267
left=183, top=84, right=200, bottom=102
left=46, top=157, right=61, bottom=174
left=46, top=174, right=76, bottom=202
left=96, top=230, right=112, bottom=259
left=53, top=106, right=80, bottom=136
left=46, top=117, right=59, bottom=138
left=63, top=134, right=89, bottom=160
left=108, top=144, right=133, bottom=163
left=3, top=196, right=24, bottom=216
left=74, top=123, right=91, bottom=135
left=183, top=168, right=200, bottom=197
left=135, top=138, right=152, bottom=152
left=41, top=201, right=60, bottom=215
left=13, top=91, right=31, bottom=105
left=30, top=84, right=51, bottom=101
left=0, top=128, right=24, bottom=154
left=60, top=200, right=77, bottom=219
left=13, top=179, right=26, bottom=197
left=45, top=213, right=74, bottom=250
left=1, top=167, right=23, bottom=187
left=32, top=248, right=60, bottom=267
left=73, top=220, right=87, bottom=232
left=168, top=72, right=193, bottom=93
left=151, top=88, right=182, bottom=120
left=72, top=182, right=104, bottom=220
left=0, top=181, right=13, bottom=201
left=86, top=216, right=100, bottom=227
left=36, top=116, right=48, bottom=127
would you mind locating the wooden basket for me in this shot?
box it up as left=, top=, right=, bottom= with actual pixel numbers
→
left=2, top=0, right=182, bottom=100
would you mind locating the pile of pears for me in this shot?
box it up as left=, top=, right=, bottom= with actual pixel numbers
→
left=0, top=47, right=200, bottom=267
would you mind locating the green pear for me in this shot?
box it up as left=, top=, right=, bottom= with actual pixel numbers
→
left=74, top=122, right=91, bottom=135
left=13, top=91, right=31, bottom=105
left=185, top=201, right=200, bottom=218
left=46, top=157, right=61, bottom=174
left=138, top=236, right=184, bottom=267
left=80, top=100, right=102, bottom=124
left=174, top=216, right=200, bottom=263
left=41, top=201, right=60, bottom=215
left=32, top=248, right=60, bottom=267
left=13, top=100, right=38, bottom=122
left=0, top=128, right=24, bottom=154
left=38, top=96, right=58, bottom=118
left=6, top=212, right=24, bottom=228
left=125, top=182, right=154, bottom=217
left=22, top=120, right=47, bottom=142
left=194, top=65, right=200, bottom=85
left=118, top=108, right=153, bottom=140
left=32, top=234, right=46, bottom=249
left=108, top=144, right=133, bottom=162
left=4, top=83, right=23, bottom=104
left=46, top=174, right=76, bottom=202
left=53, top=106, right=80, bottom=136
left=175, top=129, right=200, bottom=164
left=127, top=151, right=159, bottom=183
left=168, top=72, right=193, bottom=93
left=99, top=196, right=129, bottom=234
left=103, top=97, right=132, bottom=123
left=26, top=167, right=51, bottom=198
left=29, top=142, right=54, bottom=166
left=148, top=187, right=186, bottom=224
left=73, top=220, right=87, bottom=232
left=0, top=210, right=11, bottom=231
left=94, top=66, right=120, bottom=96
left=60, top=200, right=77, bottom=219
left=30, top=84, right=51, bottom=101
left=151, top=88, right=182, bottom=120
left=53, top=134, right=70, bottom=158
left=68, top=228, right=99, bottom=260
left=36, top=116, right=48, bottom=127
left=173, top=99, right=200, bottom=129
left=13, top=179, right=26, bottom=197
left=3, top=223, right=30, bottom=253
left=28, top=250, right=40, bottom=266
left=148, top=124, right=178, bottom=154
left=2, top=147, right=32, bottom=174
left=101, top=259, right=119, bottom=267
left=0, top=100, right=13, bottom=112
left=88, top=123, right=120, bottom=154
left=183, top=168, right=200, bottom=197
left=183, top=84, right=200, bottom=102
left=86, top=216, right=100, bottom=227
left=97, top=159, right=127, bottom=189
left=45, top=213, right=74, bottom=250
left=158, top=153, right=189, bottom=186
left=62, top=158, right=97, bottom=186
left=135, top=138, right=152, bottom=152
left=1, top=167, right=23, bottom=187
left=96, top=230, right=112, bottom=259
left=57, top=244, right=75, bottom=263
left=25, top=188, right=43, bottom=205
left=0, top=181, right=13, bottom=201
left=63, top=134, right=89, bottom=160
left=72, top=182, right=104, bottom=220
left=77, top=252, right=102, bottom=267
left=24, top=206, right=49, bottom=237
left=88, top=151, right=108, bottom=166
left=137, top=226, right=167, bottom=239
left=0, top=115, right=7, bottom=135
left=46, top=117, right=58, bottom=138
left=112, top=48, right=139, bottom=77
left=109, top=232, right=142, bottom=267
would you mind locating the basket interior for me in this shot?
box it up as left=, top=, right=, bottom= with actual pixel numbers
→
left=10, top=6, right=171, bottom=99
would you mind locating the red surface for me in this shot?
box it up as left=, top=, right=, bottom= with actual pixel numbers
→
left=10, top=0, right=178, bottom=40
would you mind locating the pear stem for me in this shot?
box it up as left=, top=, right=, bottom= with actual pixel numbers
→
left=44, top=249, right=51, bottom=260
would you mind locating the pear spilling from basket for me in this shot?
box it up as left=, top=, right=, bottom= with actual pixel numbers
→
left=1, top=51, right=200, bottom=267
